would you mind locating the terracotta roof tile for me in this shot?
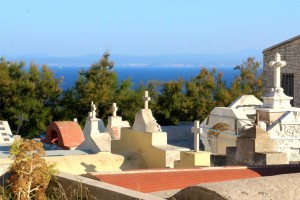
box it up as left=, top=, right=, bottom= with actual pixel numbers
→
left=92, top=165, right=300, bottom=193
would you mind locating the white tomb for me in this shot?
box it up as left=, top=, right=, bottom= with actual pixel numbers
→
left=76, top=101, right=111, bottom=153
left=112, top=91, right=189, bottom=168
left=0, top=121, right=14, bottom=144
left=200, top=53, right=300, bottom=162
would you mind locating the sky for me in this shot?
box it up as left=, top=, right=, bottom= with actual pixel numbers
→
left=1, top=0, right=300, bottom=57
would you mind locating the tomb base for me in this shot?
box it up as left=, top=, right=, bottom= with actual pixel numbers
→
left=210, top=154, right=227, bottom=166
left=174, top=151, right=211, bottom=168
left=227, top=126, right=288, bottom=166
left=112, top=128, right=189, bottom=168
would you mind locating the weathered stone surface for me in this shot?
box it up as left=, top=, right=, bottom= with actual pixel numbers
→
left=171, top=173, right=300, bottom=200
left=132, top=109, right=161, bottom=132
left=228, top=125, right=288, bottom=166
left=255, top=152, right=288, bottom=165
left=226, top=147, right=236, bottom=165
left=236, top=137, right=276, bottom=153
left=263, top=35, right=300, bottom=107
left=240, top=125, right=269, bottom=139
left=210, top=155, right=226, bottom=166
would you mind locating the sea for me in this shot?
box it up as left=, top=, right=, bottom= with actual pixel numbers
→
left=48, top=66, right=239, bottom=90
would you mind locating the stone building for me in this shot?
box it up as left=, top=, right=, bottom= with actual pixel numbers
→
left=262, top=35, right=300, bottom=106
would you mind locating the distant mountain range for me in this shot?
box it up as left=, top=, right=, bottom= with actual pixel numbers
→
left=2, top=49, right=263, bottom=68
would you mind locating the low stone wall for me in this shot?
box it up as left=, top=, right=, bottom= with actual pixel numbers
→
left=171, top=172, right=300, bottom=200
left=54, top=172, right=163, bottom=200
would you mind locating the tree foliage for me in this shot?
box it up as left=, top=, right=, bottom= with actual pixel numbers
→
left=0, top=58, right=62, bottom=138
left=61, top=61, right=118, bottom=125
left=230, top=57, right=263, bottom=100
left=0, top=56, right=262, bottom=136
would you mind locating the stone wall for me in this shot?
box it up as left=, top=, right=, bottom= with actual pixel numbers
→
left=172, top=172, right=300, bottom=200
left=263, top=37, right=300, bottom=106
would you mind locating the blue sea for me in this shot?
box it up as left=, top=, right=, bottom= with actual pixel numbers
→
left=49, top=66, right=239, bottom=90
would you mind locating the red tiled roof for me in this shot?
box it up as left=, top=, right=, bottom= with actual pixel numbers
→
left=44, top=121, right=84, bottom=149
left=92, top=165, right=300, bottom=193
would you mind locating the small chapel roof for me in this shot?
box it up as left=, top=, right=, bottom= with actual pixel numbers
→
left=263, top=35, right=300, bottom=53
left=44, top=121, right=85, bottom=150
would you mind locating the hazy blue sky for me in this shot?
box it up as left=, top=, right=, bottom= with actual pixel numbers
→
left=1, top=0, right=300, bottom=57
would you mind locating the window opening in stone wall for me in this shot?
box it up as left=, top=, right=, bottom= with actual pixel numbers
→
left=1, top=133, right=8, bottom=136
left=281, top=74, right=294, bottom=106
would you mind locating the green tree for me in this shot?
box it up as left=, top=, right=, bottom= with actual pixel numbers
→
left=230, top=57, right=263, bottom=100
left=184, top=68, right=218, bottom=122
left=114, top=79, right=143, bottom=124
left=0, top=58, right=62, bottom=138
left=154, top=79, right=187, bottom=125
left=66, top=61, right=118, bottom=125
left=213, top=72, right=232, bottom=107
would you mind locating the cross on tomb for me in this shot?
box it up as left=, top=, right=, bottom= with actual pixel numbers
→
left=112, top=103, right=118, bottom=117
left=269, top=52, right=286, bottom=89
left=91, top=101, right=97, bottom=119
left=15, top=113, right=29, bottom=135
left=143, top=91, right=151, bottom=110
left=191, top=120, right=201, bottom=152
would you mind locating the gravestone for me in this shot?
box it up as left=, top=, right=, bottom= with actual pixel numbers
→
left=105, top=103, right=130, bottom=139
left=174, top=121, right=211, bottom=168
left=112, top=91, right=189, bottom=168
left=191, top=120, right=201, bottom=152
left=132, top=91, right=162, bottom=132
left=261, top=53, right=293, bottom=109
left=76, top=101, right=111, bottom=153
left=256, top=53, right=300, bottom=161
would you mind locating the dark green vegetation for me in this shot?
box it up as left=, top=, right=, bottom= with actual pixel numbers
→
left=0, top=57, right=262, bottom=138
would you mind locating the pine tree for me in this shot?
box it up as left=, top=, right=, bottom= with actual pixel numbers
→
left=230, top=57, right=263, bottom=100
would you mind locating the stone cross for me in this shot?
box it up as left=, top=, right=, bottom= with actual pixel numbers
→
left=112, top=103, right=118, bottom=117
left=269, top=52, right=286, bottom=88
left=90, top=101, right=97, bottom=119
left=191, top=120, right=201, bottom=152
left=143, top=90, right=151, bottom=110
left=15, top=113, right=29, bottom=135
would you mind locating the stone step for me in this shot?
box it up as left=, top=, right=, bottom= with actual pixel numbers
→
left=174, top=151, right=211, bottom=168
left=237, top=138, right=276, bottom=153
left=240, top=125, right=270, bottom=139
left=255, top=152, right=288, bottom=165
left=210, top=154, right=227, bottom=166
